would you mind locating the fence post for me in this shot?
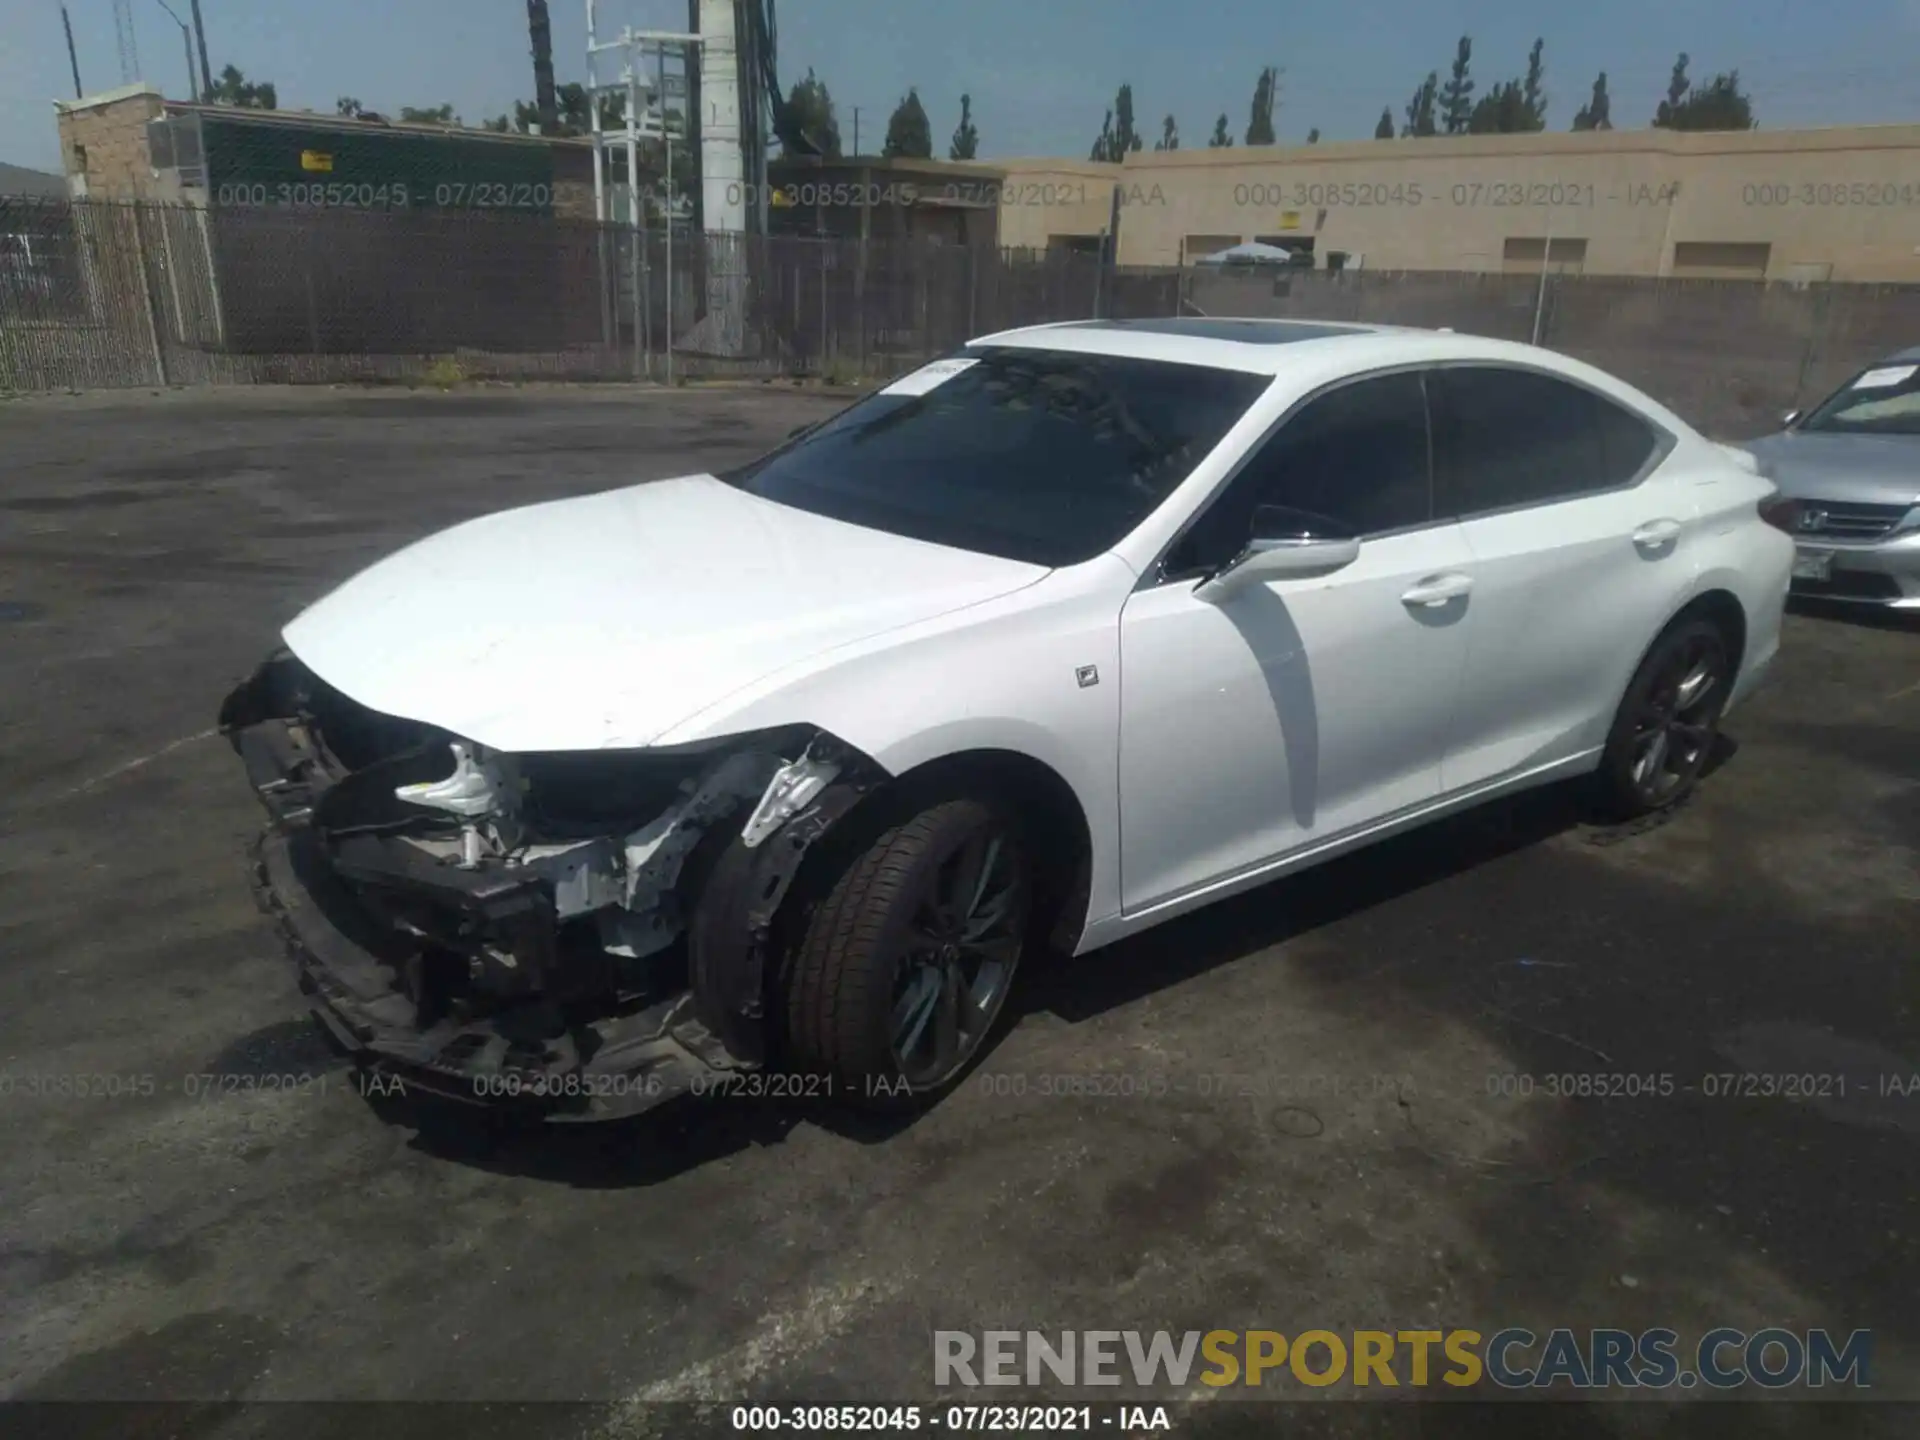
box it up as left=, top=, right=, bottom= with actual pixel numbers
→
left=1792, top=283, right=1833, bottom=409
left=630, top=225, right=643, bottom=379
left=968, top=245, right=978, bottom=335
left=302, top=224, right=321, bottom=357
left=129, top=204, right=170, bottom=386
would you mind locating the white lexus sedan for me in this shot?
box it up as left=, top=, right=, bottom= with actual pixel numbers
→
left=221, top=318, right=1794, bottom=1120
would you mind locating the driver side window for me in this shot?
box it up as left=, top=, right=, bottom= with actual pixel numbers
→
left=1164, top=370, right=1434, bottom=577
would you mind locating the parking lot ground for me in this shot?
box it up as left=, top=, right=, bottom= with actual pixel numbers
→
left=1, top=386, right=1918, bottom=1437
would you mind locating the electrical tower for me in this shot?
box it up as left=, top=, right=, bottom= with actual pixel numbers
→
left=112, top=0, right=141, bottom=84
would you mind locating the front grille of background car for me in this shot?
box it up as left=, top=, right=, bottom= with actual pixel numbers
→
left=1795, top=501, right=1911, bottom=541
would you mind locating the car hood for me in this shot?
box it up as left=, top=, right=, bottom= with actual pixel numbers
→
left=282, top=474, right=1048, bottom=752
left=1742, top=430, right=1920, bottom=508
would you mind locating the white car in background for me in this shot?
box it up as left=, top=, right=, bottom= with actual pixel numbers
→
left=221, top=318, right=1794, bottom=1120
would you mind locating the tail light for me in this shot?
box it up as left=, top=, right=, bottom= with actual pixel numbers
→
left=1759, top=494, right=1801, bottom=534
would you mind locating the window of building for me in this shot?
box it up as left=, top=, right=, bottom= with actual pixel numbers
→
left=1671, top=242, right=1771, bottom=280
left=1182, top=234, right=1242, bottom=266
left=71, top=143, right=88, bottom=173
left=1165, top=372, right=1432, bottom=575
left=1502, top=237, right=1589, bottom=275
left=1429, top=366, right=1662, bottom=517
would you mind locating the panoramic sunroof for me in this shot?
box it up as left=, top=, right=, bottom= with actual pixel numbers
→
left=1064, top=318, right=1378, bottom=344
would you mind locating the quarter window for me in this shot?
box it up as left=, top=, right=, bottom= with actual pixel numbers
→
left=1165, top=371, right=1432, bottom=575
left=1429, top=365, right=1661, bottom=517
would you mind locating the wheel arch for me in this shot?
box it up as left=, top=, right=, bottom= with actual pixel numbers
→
left=1668, top=586, right=1749, bottom=686
left=883, top=746, right=1096, bottom=954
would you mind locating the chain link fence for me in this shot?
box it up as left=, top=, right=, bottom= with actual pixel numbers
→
left=5, top=197, right=1915, bottom=438
left=0, top=197, right=1175, bottom=393
left=1186, top=267, right=1920, bottom=438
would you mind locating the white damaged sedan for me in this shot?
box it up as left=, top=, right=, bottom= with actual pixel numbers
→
left=222, top=318, right=1793, bottom=1119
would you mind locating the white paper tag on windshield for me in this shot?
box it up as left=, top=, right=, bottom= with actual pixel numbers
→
left=1852, top=364, right=1916, bottom=389
left=881, top=357, right=978, bottom=397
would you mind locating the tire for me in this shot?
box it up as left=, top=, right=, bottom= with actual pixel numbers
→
left=783, top=795, right=1031, bottom=1110
left=1590, top=616, right=1733, bottom=822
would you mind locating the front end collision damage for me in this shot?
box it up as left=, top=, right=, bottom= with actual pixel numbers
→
left=220, top=651, right=881, bottom=1120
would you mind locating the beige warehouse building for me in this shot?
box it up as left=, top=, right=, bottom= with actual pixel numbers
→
left=998, top=125, right=1920, bottom=283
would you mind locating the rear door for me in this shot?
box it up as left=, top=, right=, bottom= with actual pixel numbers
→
left=1429, top=364, right=1699, bottom=791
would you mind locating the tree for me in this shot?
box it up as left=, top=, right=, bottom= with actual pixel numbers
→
left=949, top=93, right=979, bottom=160
left=1572, top=71, right=1612, bottom=131
left=1374, top=107, right=1395, bottom=139
left=1521, top=39, right=1547, bottom=128
left=1155, top=114, right=1179, bottom=151
left=782, top=68, right=842, bottom=156
left=1654, top=52, right=1691, bottom=127
left=208, top=64, right=275, bottom=109
left=1245, top=65, right=1278, bottom=145
left=1439, top=37, right=1474, bottom=133
left=1402, top=71, right=1438, bottom=136
left=399, top=104, right=458, bottom=126
left=1089, top=83, right=1143, bottom=161
left=1467, top=81, right=1532, bottom=134
left=505, top=82, right=620, bottom=138
left=1306, top=127, right=1320, bottom=144
left=1208, top=113, right=1234, bottom=148
left=882, top=88, right=933, bottom=158
left=1655, top=60, right=1756, bottom=130
left=482, top=115, right=512, bottom=133
left=336, top=96, right=363, bottom=118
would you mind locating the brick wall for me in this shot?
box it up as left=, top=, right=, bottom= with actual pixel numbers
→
left=56, top=90, right=166, bottom=199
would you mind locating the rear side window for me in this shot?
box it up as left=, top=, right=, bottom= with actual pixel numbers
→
left=1165, top=371, right=1432, bottom=574
left=1430, top=366, right=1662, bottom=518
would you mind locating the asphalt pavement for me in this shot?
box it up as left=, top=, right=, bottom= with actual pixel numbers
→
left=1, top=384, right=1917, bottom=1438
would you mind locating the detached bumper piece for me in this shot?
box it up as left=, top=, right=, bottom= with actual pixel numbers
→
left=221, top=653, right=745, bottom=1122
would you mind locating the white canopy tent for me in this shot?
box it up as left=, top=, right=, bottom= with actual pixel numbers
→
left=1192, top=240, right=1302, bottom=267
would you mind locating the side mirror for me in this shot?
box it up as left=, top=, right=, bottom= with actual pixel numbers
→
left=1781, top=409, right=1802, bottom=429
left=1194, top=504, right=1361, bottom=604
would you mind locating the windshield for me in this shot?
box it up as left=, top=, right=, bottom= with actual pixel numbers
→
left=1799, top=362, right=1920, bottom=437
left=724, top=347, right=1271, bottom=566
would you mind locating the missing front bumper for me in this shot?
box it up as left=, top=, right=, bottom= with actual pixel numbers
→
left=248, top=825, right=736, bottom=1121
left=222, top=653, right=878, bottom=1122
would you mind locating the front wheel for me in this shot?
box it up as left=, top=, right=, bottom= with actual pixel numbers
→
left=1590, top=617, right=1732, bottom=821
left=782, top=796, right=1031, bottom=1109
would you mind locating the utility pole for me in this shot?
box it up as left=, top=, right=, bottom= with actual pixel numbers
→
left=528, top=0, right=558, bottom=134
left=852, top=106, right=860, bottom=156
left=187, top=0, right=212, bottom=98
left=60, top=4, right=83, bottom=97
left=155, top=0, right=198, bottom=101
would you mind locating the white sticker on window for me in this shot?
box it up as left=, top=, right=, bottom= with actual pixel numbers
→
left=880, top=357, right=979, bottom=397
left=1851, top=364, right=1917, bottom=390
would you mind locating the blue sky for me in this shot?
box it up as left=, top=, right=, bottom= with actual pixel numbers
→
left=4, top=0, right=1918, bottom=172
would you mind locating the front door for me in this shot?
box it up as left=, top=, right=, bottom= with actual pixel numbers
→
left=1117, top=370, right=1477, bottom=914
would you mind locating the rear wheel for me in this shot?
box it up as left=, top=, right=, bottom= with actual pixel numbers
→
left=1591, top=617, right=1732, bottom=821
left=783, top=796, right=1030, bottom=1109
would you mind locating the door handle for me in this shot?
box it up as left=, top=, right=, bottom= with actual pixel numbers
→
left=1401, top=572, right=1474, bottom=607
left=1632, top=518, right=1683, bottom=550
